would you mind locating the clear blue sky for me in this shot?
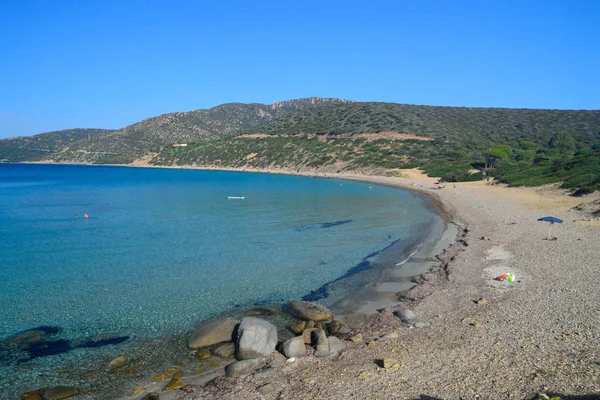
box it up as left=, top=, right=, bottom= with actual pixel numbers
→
left=1, top=0, right=599, bottom=138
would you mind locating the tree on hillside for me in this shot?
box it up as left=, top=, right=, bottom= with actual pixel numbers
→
left=484, top=145, right=512, bottom=169
left=548, top=132, right=576, bottom=156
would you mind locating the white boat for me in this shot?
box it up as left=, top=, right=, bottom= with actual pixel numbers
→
left=227, top=196, right=245, bottom=200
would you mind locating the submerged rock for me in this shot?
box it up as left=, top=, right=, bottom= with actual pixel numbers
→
left=236, top=317, right=277, bottom=360
left=195, top=348, right=211, bottom=360
left=213, top=342, right=235, bottom=359
left=162, top=378, right=182, bottom=392
left=41, top=386, right=78, bottom=400
left=105, top=355, right=128, bottom=373
left=225, top=357, right=267, bottom=378
left=8, top=330, right=48, bottom=346
left=20, top=389, right=45, bottom=400
left=285, top=301, right=333, bottom=321
left=187, top=318, right=239, bottom=349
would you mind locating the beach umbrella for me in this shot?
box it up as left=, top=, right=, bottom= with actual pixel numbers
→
left=537, top=216, right=563, bottom=239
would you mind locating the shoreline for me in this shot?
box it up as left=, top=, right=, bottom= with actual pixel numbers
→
left=3, top=162, right=458, bottom=400
left=8, top=162, right=600, bottom=399
left=162, top=166, right=600, bottom=399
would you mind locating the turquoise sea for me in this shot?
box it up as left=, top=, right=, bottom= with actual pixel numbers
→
left=0, top=163, right=441, bottom=398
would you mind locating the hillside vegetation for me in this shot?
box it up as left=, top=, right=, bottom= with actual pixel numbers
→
left=0, top=129, right=112, bottom=162
left=243, top=102, right=600, bottom=149
left=53, top=98, right=351, bottom=162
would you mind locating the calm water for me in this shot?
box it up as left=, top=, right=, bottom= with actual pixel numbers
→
left=0, top=163, right=439, bottom=396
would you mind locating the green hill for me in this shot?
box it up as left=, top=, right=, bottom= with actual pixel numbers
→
left=0, top=129, right=113, bottom=162
left=242, top=102, right=600, bottom=149
left=53, top=98, right=351, bottom=163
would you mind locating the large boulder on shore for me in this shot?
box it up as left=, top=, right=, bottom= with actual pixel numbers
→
left=187, top=318, right=239, bottom=349
left=236, top=317, right=277, bottom=360
left=225, top=357, right=267, bottom=378
left=285, top=300, right=333, bottom=321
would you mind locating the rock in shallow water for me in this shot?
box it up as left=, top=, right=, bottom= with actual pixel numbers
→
left=163, top=378, right=183, bottom=392
left=8, top=330, right=48, bottom=346
left=236, top=317, right=277, bottom=360
left=285, top=301, right=333, bottom=321
left=213, top=342, right=235, bottom=359
left=187, top=318, right=239, bottom=349
left=105, top=355, right=128, bottom=373
left=42, top=386, right=78, bottom=400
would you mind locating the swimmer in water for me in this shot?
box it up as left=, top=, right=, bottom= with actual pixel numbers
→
left=83, top=213, right=89, bottom=219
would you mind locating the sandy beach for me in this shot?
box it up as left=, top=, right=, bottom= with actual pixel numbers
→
left=156, top=168, right=600, bottom=400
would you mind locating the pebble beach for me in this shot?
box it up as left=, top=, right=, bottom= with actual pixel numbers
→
left=161, top=168, right=600, bottom=400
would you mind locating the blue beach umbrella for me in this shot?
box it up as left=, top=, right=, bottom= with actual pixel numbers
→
left=537, top=216, right=563, bottom=239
